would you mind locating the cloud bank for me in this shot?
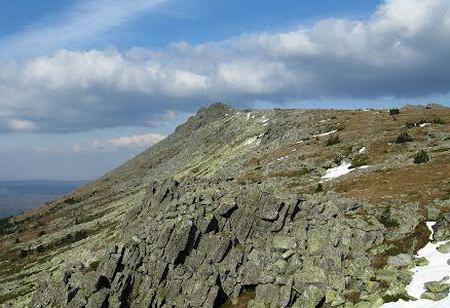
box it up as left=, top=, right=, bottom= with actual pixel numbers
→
left=73, top=133, right=166, bottom=153
left=1, top=0, right=450, bottom=133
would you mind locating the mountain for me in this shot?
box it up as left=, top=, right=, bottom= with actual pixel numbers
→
left=1, top=103, right=450, bottom=307
left=0, top=180, right=87, bottom=218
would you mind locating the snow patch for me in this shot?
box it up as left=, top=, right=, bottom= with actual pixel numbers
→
left=313, top=129, right=337, bottom=138
left=260, top=115, right=269, bottom=124
left=420, top=123, right=431, bottom=128
left=382, top=222, right=450, bottom=308
left=243, top=134, right=263, bottom=146
left=359, top=146, right=367, bottom=154
left=246, top=112, right=251, bottom=120
left=322, top=162, right=369, bottom=181
left=243, top=136, right=258, bottom=146
left=322, top=162, right=352, bottom=180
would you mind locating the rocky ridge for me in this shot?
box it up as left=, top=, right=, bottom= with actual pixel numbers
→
left=1, top=103, right=450, bottom=307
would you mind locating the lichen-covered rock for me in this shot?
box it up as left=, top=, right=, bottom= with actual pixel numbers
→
left=30, top=179, right=392, bottom=307
left=293, top=285, right=325, bottom=308
left=421, top=291, right=449, bottom=301
left=387, top=253, right=413, bottom=268
left=424, top=277, right=450, bottom=293
left=434, top=213, right=450, bottom=241
left=437, top=242, right=450, bottom=253
left=415, top=257, right=429, bottom=267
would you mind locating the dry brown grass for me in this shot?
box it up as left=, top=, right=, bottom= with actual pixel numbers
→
left=333, top=156, right=450, bottom=205
left=221, top=289, right=255, bottom=308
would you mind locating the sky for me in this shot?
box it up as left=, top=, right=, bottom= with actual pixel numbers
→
left=0, top=0, right=449, bottom=180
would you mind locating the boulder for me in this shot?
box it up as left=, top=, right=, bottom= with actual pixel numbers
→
left=437, top=242, right=450, bottom=254
left=434, top=214, right=450, bottom=241
left=421, top=291, right=449, bottom=301
left=272, top=236, right=296, bottom=251
left=387, top=253, right=413, bottom=268
left=414, top=257, right=429, bottom=267
left=293, top=285, right=325, bottom=308
left=424, top=277, right=450, bottom=293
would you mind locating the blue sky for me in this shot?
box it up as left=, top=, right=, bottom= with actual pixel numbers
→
left=0, top=0, right=449, bottom=180
left=0, top=1, right=381, bottom=51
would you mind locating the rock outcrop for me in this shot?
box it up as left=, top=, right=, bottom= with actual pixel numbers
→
left=32, top=178, right=389, bottom=307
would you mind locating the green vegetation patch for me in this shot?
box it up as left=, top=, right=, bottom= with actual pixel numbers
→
left=414, top=150, right=430, bottom=164
left=350, top=155, right=371, bottom=169
left=396, top=131, right=414, bottom=144
left=326, top=135, right=341, bottom=146
left=432, top=117, right=446, bottom=124
left=389, top=109, right=400, bottom=115
left=18, top=230, right=89, bottom=258
left=0, top=217, right=14, bottom=236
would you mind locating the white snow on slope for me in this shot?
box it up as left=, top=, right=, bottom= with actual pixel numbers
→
left=260, top=115, right=269, bottom=124
left=243, top=134, right=263, bottom=146
left=312, top=129, right=337, bottom=137
left=322, top=162, right=353, bottom=180
left=243, top=136, right=258, bottom=146
left=420, top=123, right=431, bottom=128
left=322, top=162, right=369, bottom=181
left=359, top=146, right=367, bottom=154
left=382, top=222, right=450, bottom=308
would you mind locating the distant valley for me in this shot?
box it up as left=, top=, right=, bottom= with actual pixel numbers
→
left=0, top=180, right=87, bottom=218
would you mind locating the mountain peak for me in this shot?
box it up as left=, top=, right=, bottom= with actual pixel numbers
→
left=197, top=102, right=234, bottom=117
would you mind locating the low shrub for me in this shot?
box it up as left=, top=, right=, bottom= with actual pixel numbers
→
left=396, top=131, right=414, bottom=143
left=350, top=155, right=370, bottom=169
left=0, top=217, right=13, bottom=236
left=315, top=183, right=324, bottom=193
left=389, top=108, right=400, bottom=115
left=404, top=121, right=416, bottom=129
left=432, top=117, right=446, bottom=124
left=326, top=135, right=340, bottom=146
left=414, top=150, right=429, bottom=164
left=334, top=155, right=344, bottom=165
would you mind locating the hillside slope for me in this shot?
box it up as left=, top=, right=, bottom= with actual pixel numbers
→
left=1, top=103, right=450, bottom=307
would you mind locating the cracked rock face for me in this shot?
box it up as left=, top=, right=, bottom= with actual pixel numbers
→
left=31, top=178, right=386, bottom=307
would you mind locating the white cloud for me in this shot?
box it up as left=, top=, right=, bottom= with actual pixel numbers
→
left=107, top=133, right=166, bottom=149
left=73, top=133, right=166, bottom=153
left=8, top=119, right=38, bottom=132
left=217, top=60, right=293, bottom=95
left=1, top=0, right=450, bottom=133
left=20, top=50, right=208, bottom=95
